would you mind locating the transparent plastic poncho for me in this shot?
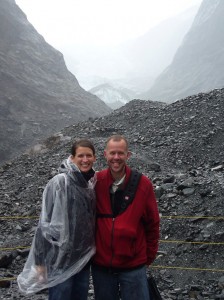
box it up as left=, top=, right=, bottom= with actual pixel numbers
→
left=17, top=157, right=96, bottom=295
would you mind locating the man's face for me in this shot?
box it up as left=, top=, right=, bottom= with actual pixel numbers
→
left=71, top=146, right=96, bottom=173
left=104, top=139, right=130, bottom=179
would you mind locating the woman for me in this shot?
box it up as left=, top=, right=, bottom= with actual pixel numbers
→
left=17, top=139, right=96, bottom=300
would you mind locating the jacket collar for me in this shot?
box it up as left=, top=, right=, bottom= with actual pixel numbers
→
left=105, top=165, right=132, bottom=187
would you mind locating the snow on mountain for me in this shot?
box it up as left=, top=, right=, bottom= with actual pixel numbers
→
left=89, top=83, right=133, bottom=109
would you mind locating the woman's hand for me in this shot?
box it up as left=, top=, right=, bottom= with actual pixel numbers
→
left=35, top=265, right=47, bottom=282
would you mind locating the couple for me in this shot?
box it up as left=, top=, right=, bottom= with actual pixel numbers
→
left=17, top=135, right=160, bottom=300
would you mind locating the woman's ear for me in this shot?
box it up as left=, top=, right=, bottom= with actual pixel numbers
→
left=70, top=155, right=75, bottom=162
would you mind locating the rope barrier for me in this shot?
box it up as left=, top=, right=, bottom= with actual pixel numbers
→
left=151, top=265, right=224, bottom=272
left=0, top=216, right=39, bottom=220
left=1, top=215, right=223, bottom=283
left=161, top=215, right=224, bottom=220
left=159, top=240, right=224, bottom=245
left=0, top=277, right=16, bottom=282
left=1, top=215, right=224, bottom=220
left=1, top=264, right=224, bottom=283
left=0, top=246, right=30, bottom=251
left=1, top=239, right=224, bottom=252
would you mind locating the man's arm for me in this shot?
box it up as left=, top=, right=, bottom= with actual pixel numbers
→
left=143, top=179, right=160, bottom=265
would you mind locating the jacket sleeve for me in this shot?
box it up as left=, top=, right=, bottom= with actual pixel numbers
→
left=142, top=178, right=160, bottom=265
left=34, top=174, right=66, bottom=265
left=34, top=179, right=55, bottom=266
left=34, top=227, right=51, bottom=266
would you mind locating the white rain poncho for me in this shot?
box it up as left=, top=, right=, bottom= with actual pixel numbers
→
left=17, top=157, right=96, bottom=295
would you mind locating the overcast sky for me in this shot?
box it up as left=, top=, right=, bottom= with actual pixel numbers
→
left=15, top=0, right=203, bottom=47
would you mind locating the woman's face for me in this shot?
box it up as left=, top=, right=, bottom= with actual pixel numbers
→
left=70, top=146, right=96, bottom=172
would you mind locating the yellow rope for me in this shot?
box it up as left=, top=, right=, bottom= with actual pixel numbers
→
left=152, top=265, right=224, bottom=272
left=0, top=277, right=17, bottom=282
left=0, top=246, right=30, bottom=251
left=0, top=216, right=39, bottom=220
left=1, top=240, right=224, bottom=252
left=159, top=240, right=224, bottom=245
left=161, top=215, right=224, bottom=220
left=1, top=215, right=224, bottom=220
left=2, top=264, right=224, bottom=282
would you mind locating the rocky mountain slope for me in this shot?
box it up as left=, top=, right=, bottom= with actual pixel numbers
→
left=0, top=88, right=224, bottom=299
left=0, top=0, right=111, bottom=165
left=145, top=0, right=224, bottom=103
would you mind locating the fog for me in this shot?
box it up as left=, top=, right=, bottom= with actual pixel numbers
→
left=16, top=0, right=203, bottom=92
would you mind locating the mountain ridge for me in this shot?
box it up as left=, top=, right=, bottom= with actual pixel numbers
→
left=146, top=0, right=224, bottom=102
left=0, top=0, right=111, bottom=165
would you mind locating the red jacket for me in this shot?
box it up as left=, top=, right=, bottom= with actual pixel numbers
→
left=93, top=166, right=160, bottom=269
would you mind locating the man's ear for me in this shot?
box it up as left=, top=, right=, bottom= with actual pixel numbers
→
left=127, top=151, right=131, bottom=159
left=104, top=150, right=107, bottom=158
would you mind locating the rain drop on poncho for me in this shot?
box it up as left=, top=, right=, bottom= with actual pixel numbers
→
left=17, top=157, right=96, bottom=295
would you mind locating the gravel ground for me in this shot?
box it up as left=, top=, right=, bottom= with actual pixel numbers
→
left=1, top=89, right=224, bottom=299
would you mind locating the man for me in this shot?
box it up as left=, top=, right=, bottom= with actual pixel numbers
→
left=92, top=135, right=160, bottom=300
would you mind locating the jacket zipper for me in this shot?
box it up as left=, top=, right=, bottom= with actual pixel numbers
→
left=110, top=217, right=115, bottom=268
